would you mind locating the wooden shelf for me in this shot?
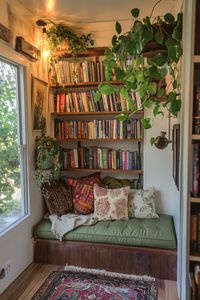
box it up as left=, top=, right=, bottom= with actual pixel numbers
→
left=49, top=80, right=122, bottom=88
left=190, top=254, right=200, bottom=262
left=53, top=46, right=107, bottom=58
left=190, top=196, right=200, bottom=203
left=192, top=134, right=200, bottom=140
left=60, top=138, right=143, bottom=142
left=60, top=168, right=143, bottom=174
left=51, top=111, right=144, bottom=116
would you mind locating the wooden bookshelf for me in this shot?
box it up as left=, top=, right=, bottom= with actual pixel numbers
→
left=61, top=168, right=143, bottom=174
left=51, top=111, right=144, bottom=116
left=190, top=254, right=200, bottom=262
left=49, top=80, right=123, bottom=88
left=190, top=197, right=200, bottom=203
left=60, top=138, right=143, bottom=142
left=192, top=134, right=200, bottom=140
left=53, top=46, right=107, bottom=58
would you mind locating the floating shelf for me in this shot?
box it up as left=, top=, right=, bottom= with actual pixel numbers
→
left=60, top=168, right=143, bottom=174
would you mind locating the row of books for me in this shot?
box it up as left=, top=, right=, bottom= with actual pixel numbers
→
left=60, top=147, right=141, bottom=170
left=54, top=119, right=142, bottom=140
left=54, top=91, right=135, bottom=113
left=191, top=142, right=200, bottom=197
left=51, top=56, right=115, bottom=84
left=193, top=86, right=200, bottom=134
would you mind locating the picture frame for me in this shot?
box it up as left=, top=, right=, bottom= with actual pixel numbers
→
left=172, top=124, right=180, bottom=190
left=31, top=76, right=48, bottom=131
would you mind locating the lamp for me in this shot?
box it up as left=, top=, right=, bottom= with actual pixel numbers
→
left=36, top=19, right=50, bottom=59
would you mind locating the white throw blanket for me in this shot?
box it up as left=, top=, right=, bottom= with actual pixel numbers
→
left=49, top=213, right=98, bottom=241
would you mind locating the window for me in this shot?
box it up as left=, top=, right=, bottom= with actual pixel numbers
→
left=0, top=57, right=28, bottom=233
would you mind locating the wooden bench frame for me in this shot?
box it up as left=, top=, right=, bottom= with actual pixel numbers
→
left=33, top=238, right=177, bottom=280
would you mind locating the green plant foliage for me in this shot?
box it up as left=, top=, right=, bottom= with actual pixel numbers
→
left=97, top=7, right=183, bottom=129
left=0, top=62, right=21, bottom=214
left=46, top=23, right=94, bottom=56
left=35, top=131, right=61, bottom=185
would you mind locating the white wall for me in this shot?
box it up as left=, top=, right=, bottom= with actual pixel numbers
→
left=0, top=1, right=48, bottom=294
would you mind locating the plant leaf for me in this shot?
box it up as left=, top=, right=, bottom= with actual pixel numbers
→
left=120, top=87, right=129, bottom=100
left=116, top=114, right=129, bottom=121
left=149, top=65, right=160, bottom=79
left=115, top=21, right=122, bottom=34
left=155, top=32, right=164, bottom=45
left=150, top=137, right=155, bottom=146
left=160, top=67, right=168, bottom=80
left=148, top=82, right=157, bottom=96
left=164, top=13, right=175, bottom=24
left=94, top=91, right=102, bottom=103
left=141, top=118, right=151, bottom=129
left=172, top=21, right=182, bottom=41
left=114, top=67, right=126, bottom=80
left=112, top=35, right=117, bottom=46
left=131, top=8, right=140, bottom=18
left=144, top=98, right=152, bottom=108
left=98, top=84, right=115, bottom=95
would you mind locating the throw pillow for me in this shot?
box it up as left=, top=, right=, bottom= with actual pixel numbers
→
left=42, top=181, right=73, bottom=217
left=128, top=187, right=159, bottom=218
left=93, top=184, right=130, bottom=221
left=66, top=174, right=102, bottom=214
left=102, top=176, right=132, bottom=189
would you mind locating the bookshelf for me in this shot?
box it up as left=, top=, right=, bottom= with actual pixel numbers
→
left=188, top=0, right=200, bottom=298
left=49, top=47, right=143, bottom=188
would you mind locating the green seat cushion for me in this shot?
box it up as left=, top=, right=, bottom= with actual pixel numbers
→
left=34, top=214, right=176, bottom=250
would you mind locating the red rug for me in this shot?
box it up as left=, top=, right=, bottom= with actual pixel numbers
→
left=31, top=266, right=158, bottom=300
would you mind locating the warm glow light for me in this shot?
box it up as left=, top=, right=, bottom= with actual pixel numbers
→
left=47, top=0, right=55, bottom=11
left=43, top=49, right=50, bottom=58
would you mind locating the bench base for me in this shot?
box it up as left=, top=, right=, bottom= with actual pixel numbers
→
left=33, top=239, right=177, bottom=280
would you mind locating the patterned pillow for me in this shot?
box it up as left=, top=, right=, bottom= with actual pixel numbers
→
left=94, top=184, right=130, bottom=221
left=42, top=181, right=73, bottom=217
left=128, top=187, right=159, bottom=218
left=66, top=175, right=102, bottom=214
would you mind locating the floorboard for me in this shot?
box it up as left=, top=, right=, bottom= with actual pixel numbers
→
left=0, top=263, right=179, bottom=300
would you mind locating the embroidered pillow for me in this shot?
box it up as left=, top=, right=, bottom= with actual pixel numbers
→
left=94, top=184, right=130, bottom=221
left=128, top=187, right=159, bottom=218
left=66, top=175, right=102, bottom=214
left=42, top=181, right=73, bottom=217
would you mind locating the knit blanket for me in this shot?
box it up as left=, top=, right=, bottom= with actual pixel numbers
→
left=49, top=213, right=97, bottom=240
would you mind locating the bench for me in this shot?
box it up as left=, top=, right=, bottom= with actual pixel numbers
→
left=33, top=213, right=177, bottom=280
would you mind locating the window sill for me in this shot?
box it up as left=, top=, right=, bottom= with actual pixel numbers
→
left=0, top=214, right=30, bottom=237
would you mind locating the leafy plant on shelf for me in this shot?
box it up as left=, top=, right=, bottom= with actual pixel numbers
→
left=94, top=7, right=183, bottom=131
left=46, top=23, right=94, bottom=56
left=35, top=130, right=61, bottom=186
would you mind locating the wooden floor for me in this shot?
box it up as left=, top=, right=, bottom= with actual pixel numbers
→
left=1, top=263, right=179, bottom=300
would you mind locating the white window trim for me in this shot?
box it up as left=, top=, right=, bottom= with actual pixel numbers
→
left=0, top=41, right=32, bottom=236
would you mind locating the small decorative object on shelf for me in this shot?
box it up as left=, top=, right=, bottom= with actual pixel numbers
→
left=15, top=36, right=40, bottom=61
left=35, top=130, right=61, bottom=185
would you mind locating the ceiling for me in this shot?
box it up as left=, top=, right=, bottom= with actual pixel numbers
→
left=15, top=0, right=180, bottom=26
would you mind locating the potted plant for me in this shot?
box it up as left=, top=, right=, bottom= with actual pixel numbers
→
left=94, top=7, right=183, bottom=133
left=35, top=130, right=61, bottom=185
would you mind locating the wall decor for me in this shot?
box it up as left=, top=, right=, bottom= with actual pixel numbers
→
left=172, top=124, right=180, bottom=189
left=15, top=36, right=40, bottom=61
left=0, top=23, right=11, bottom=43
left=31, top=76, right=48, bottom=131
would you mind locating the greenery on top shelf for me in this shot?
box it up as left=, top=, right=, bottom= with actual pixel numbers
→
left=95, top=7, right=183, bottom=129
left=35, top=130, right=61, bottom=185
left=46, top=23, right=94, bottom=56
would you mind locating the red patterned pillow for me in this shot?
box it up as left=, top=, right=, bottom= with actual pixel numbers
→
left=66, top=174, right=102, bottom=214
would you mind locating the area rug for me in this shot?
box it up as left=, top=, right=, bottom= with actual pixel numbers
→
left=31, top=265, right=158, bottom=300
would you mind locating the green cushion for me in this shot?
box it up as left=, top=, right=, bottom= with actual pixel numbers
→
left=34, top=214, right=176, bottom=249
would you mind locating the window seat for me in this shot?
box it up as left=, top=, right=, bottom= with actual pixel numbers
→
left=33, top=214, right=177, bottom=280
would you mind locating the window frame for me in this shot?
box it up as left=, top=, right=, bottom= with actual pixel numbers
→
left=0, top=45, right=30, bottom=236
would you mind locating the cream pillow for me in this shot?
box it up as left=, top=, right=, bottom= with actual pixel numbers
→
left=128, top=187, right=159, bottom=218
left=94, top=184, right=130, bottom=221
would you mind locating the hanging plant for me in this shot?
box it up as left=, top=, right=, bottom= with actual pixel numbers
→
left=46, top=23, right=94, bottom=56
left=94, top=6, right=183, bottom=130
left=35, top=130, right=61, bottom=185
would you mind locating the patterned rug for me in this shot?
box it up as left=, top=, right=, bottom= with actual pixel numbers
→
left=31, top=265, right=158, bottom=300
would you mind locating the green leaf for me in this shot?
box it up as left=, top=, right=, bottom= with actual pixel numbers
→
left=144, top=98, right=152, bottom=108
left=94, top=91, right=101, bottom=103
left=160, top=67, right=168, bottom=80
left=148, top=53, right=168, bottom=66
left=150, top=137, right=155, bottom=146
left=170, top=99, right=181, bottom=116
left=141, top=118, right=151, bottom=129
left=114, top=67, right=125, bottom=80
left=149, top=65, right=160, bottom=79
left=131, top=8, right=140, bottom=18
left=153, top=103, right=161, bottom=116
left=98, top=84, right=115, bottom=95
left=159, top=88, right=166, bottom=97
left=172, top=21, right=182, bottom=41
left=148, top=82, right=157, bottom=96
left=142, top=28, right=153, bottom=43
left=115, top=21, right=122, bottom=34
left=165, top=38, right=176, bottom=48
left=155, top=32, right=164, bottom=45
left=168, top=46, right=178, bottom=63
left=116, top=114, right=129, bottom=121
left=112, top=35, right=117, bottom=46
left=105, top=68, right=111, bottom=81
left=173, top=80, right=177, bottom=89
left=143, top=16, right=151, bottom=27
left=164, top=13, right=175, bottom=24
left=135, top=70, right=144, bottom=82
left=120, top=87, right=129, bottom=100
